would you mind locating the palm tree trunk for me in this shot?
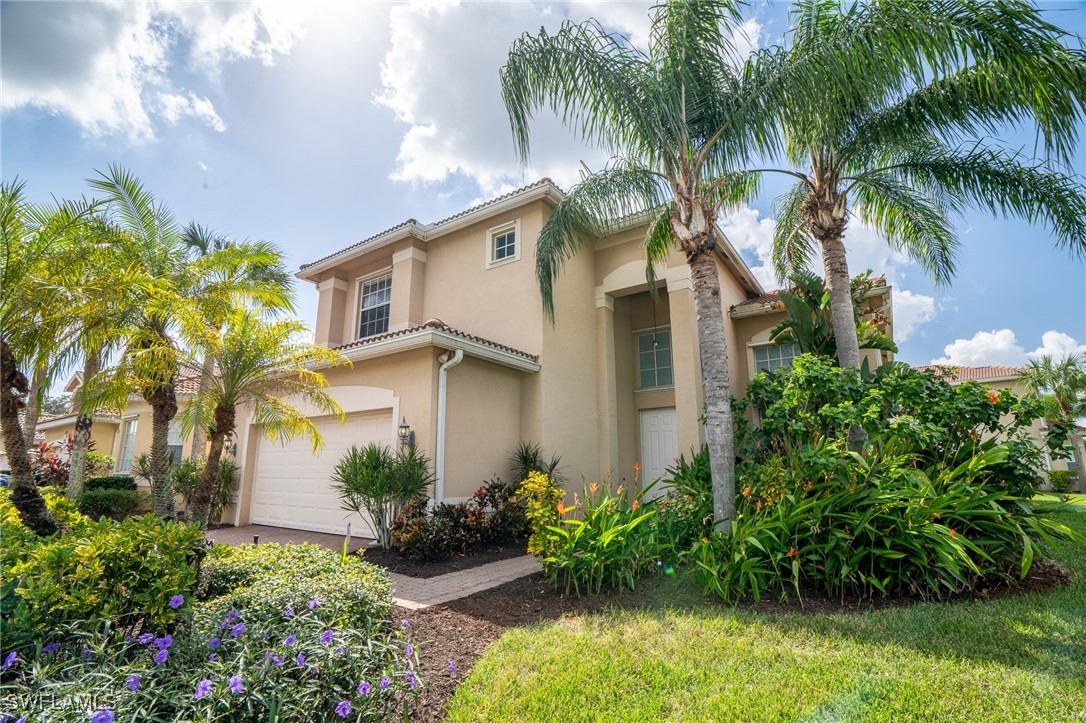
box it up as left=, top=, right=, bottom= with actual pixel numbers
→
left=21, top=365, right=46, bottom=449
left=147, top=383, right=179, bottom=520
left=188, top=353, right=214, bottom=460
left=190, top=403, right=235, bottom=529
left=1, top=339, right=57, bottom=536
left=819, top=232, right=862, bottom=370
left=66, top=350, right=101, bottom=500
left=687, top=249, right=736, bottom=533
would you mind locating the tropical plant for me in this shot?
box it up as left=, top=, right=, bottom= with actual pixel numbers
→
left=501, top=0, right=785, bottom=530
left=649, top=446, right=714, bottom=555
left=1018, top=353, right=1086, bottom=478
left=85, top=452, right=114, bottom=477
left=507, top=441, right=563, bottom=483
left=172, top=457, right=204, bottom=512
left=769, top=269, right=896, bottom=360
left=1048, top=470, right=1077, bottom=494
left=767, top=0, right=1086, bottom=370
left=332, top=444, right=436, bottom=549
left=515, top=470, right=567, bottom=557
left=178, top=305, right=346, bottom=528
left=77, top=488, right=142, bottom=520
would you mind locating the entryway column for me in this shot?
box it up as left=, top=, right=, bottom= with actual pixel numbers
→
left=666, top=268, right=705, bottom=453
left=595, top=288, right=619, bottom=476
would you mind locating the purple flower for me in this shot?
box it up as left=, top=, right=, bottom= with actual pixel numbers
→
left=263, top=651, right=273, bottom=662
left=379, top=675, right=391, bottom=690
left=81, top=649, right=94, bottom=660
left=448, top=660, right=457, bottom=674
left=168, top=594, right=184, bottom=610
left=153, top=635, right=173, bottom=650
left=295, top=653, right=306, bottom=668
left=405, top=671, right=417, bottom=690
left=219, top=620, right=229, bottom=631
left=272, top=655, right=285, bottom=666
left=284, top=634, right=296, bottom=647
left=260, top=633, right=269, bottom=642
left=2, top=652, right=17, bottom=670
left=230, top=623, right=246, bottom=638
left=90, top=710, right=114, bottom=723
left=335, top=646, right=347, bottom=656
left=137, top=633, right=154, bottom=645
left=229, top=676, right=244, bottom=694
left=320, top=630, right=334, bottom=645
left=42, top=642, right=60, bottom=655
left=126, top=674, right=141, bottom=691
left=209, top=637, right=221, bottom=649
left=357, top=681, right=371, bottom=696
left=154, top=649, right=169, bottom=666
left=308, top=597, right=320, bottom=610
left=15, top=717, right=26, bottom=723
left=227, top=609, right=239, bottom=621
left=401, top=619, right=410, bottom=629
left=194, top=679, right=212, bottom=700
left=405, top=644, right=414, bottom=657
left=209, top=653, right=217, bottom=662
left=284, top=607, right=294, bottom=617
left=335, top=700, right=352, bottom=718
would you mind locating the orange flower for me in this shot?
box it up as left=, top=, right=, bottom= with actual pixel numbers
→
left=756, top=499, right=764, bottom=511
left=634, top=461, right=641, bottom=474
left=557, top=500, right=567, bottom=516
left=949, top=528, right=957, bottom=538
left=786, top=547, right=796, bottom=558
left=589, top=482, right=599, bottom=494
left=805, top=481, right=814, bottom=490
left=742, top=486, right=752, bottom=497
left=631, top=500, right=640, bottom=511
left=987, top=391, right=999, bottom=404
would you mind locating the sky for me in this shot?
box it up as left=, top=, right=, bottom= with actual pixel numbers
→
left=2, top=0, right=1085, bottom=370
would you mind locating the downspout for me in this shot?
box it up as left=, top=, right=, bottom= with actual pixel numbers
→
left=435, top=348, right=464, bottom=504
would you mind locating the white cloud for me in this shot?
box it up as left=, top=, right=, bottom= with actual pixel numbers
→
left=1, top=1, right=307, bottom=142
left=932, top=329, right=1086, bottom=366
left=893, top=290, right=937, bottom=343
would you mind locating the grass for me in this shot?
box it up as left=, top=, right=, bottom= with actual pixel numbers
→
left=446, top=505, right=1086, bottom=722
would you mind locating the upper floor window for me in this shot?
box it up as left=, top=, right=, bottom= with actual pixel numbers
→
left=486, top=220, right=520, bottom=268
left=359, top=274, right=392, bottom=338
left=753, top=342, right=800, bottom=374
left=638, top=330, right=673, bottom=389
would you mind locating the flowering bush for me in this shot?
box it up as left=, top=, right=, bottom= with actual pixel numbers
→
left=516, top=471, right=566, bottom=556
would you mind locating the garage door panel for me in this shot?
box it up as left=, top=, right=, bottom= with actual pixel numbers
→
left=250, top=411, right=392, bottom=536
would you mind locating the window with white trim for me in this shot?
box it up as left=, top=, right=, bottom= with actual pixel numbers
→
left=167, top=419, right=185, bottom=466
left=486, top=221, right=520, bottom=267
left=358, top=274, right=392, bottom=338
left=118, top=419, right=138, bottom=473
left=753, top=342, right=801, bottom=373
left=638, top=330, right=673, bottom=389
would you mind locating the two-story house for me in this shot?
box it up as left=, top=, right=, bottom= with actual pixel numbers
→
left=225, top=179, right=895, bottom=535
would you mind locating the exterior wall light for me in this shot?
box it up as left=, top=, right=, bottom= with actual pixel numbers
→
left=398, top=417, right=415, bottom=449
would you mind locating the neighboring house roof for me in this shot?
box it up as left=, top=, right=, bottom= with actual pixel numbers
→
left=333, top=318, right=540, bottom=371
left=733, top=276, right=889, bottom=310
left=913, top=364, right=1023, bottom=383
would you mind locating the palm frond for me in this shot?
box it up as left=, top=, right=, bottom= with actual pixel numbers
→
left=771, top=182, right=814, bottom=283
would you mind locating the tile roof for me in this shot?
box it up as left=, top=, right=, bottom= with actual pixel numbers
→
left=35, top=410, right=121, bottom=425
left=735, top=276, right=888, bottom=308
left=299, top=179, right=559, bottom=272
left=333, top=319, right=538, bottom=363
left=913, top=364, right=1022, bottom=382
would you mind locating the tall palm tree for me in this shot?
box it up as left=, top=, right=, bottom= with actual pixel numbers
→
left=767, top=0, right=1086, bottom=369
left=1018, top=353, right=1086, bottom=479
left=179, top=306, right=346, bottom=528
left=501, top=0, right=785, bottom=530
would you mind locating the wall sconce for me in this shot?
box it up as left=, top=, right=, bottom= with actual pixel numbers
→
left=397, top=417, right=415, bottom=449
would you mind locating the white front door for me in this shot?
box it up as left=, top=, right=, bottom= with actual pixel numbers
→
left=640, top=408, right=678, bottom=500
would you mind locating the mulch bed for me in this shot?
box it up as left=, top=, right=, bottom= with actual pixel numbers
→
left=399, top=560, right=1074, bottom=721
left=360, top=538, right=529, bottom=578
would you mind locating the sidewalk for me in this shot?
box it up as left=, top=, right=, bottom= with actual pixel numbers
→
left=391, top=556, right=541, bottom=610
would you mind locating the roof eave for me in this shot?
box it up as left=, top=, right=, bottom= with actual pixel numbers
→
left=337, top=328, right=540, bottom=373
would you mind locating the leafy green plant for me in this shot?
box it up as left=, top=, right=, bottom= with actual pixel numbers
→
left=515, top=471, right=566, bottom=556
left=84, top=474, right=137, bottom=492
left=332, top=444, right=435, bottom=549
left=77, top=488, right=142, bottom=519
left=473, top=476, right=529, bottom=541
left=210, top=457, right=239, bottom=524
left=540, top=481, right=658, bottom=596
left=1049, top=470, right=1078, bottom=494
left=508, top=441, right=563, bottom=484
left=172, top=458, right=204, bottom=511
left=85, top=452, right=114, bottom=476
left=649, top=447, right=713, bottom=555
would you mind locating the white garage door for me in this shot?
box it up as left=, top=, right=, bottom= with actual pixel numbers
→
left=250, top=410, right=392, bottom=535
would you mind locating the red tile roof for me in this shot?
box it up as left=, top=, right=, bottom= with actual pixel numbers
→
left=333, top=319, right=538, bottom=363
left=913, top=364, right=1022, bottom=382
left=299, top=218, right=420, bottom=271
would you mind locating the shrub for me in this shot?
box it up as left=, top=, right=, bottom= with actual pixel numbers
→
left=211, top=457, right=239, bottom=523
left=516, top=471, right=566, bottom=556
left=77, top=488, right=142, bottom=519
left=539, top=480, right=658, bottom=595
left=650, top=447, right=713, bottom=555
left=172, top=458, right=204, bottom=510
left=1049, top=470, right=1078, bottom=493
left=473, top=476, right=529, bottom=541
left=508, top=441, right=563, bottom=483
left=332, top=444, right=435, bottom=549
left=85, top=474, right=137, bottom=492
left=1, top=513, right=205, bottom=646
left=85, top=452, right=114, bottom=476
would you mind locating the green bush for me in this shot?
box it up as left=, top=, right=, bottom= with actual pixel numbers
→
left=538, top=481, right=658, bottom=596
left=172, top=457, right=203, bottom=510
left=1049, top=470, right=1078, bottom=493
left=211, top=457, right=239, bottom=523
left=84, top=474, right=137, bottom=492
left=508, top=441, right=564, bottom=484
left=199, top=543, right=392, bottom=633
left=332, top=444, right=435, bottom=549
left=85, top=452, right=114, bottom=476
left=516, top=471, right=566, bottom=557
left=77, top=488, right=142, bottom=519
left=1, top=512, right=205, bottom=645
left=649, top=446, right=713, bottom=555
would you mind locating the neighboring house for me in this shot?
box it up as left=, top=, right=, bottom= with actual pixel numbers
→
left=223, top=179, right=895, bottom=535
left=914, top=364, right=1085, bottom=490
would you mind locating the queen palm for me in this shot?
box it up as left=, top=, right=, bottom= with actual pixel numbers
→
left=767, top=0, right=1086, bottom=370
left=501, top=0, right=786, bottom=529
left=178, top=306, right=346, bottom=528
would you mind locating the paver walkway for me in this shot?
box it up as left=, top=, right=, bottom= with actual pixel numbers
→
left=206, top=524, right=540, bottom=609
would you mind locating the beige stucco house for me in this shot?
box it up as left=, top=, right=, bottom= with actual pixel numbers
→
left=218, top=179, right=894, bottom=535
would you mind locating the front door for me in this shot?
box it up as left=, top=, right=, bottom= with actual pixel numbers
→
left=640, top=408, right=678, bottom=500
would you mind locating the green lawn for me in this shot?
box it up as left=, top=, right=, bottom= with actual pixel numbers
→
left=447, top=506, right=1086, bottom=722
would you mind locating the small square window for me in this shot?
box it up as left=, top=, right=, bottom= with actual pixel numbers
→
left=486, top=221, right=520, bottom=267
left=637, top=330, right=673, bottom=389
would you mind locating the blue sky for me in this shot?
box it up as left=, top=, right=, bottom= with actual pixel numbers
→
left=3, top=0, right=1084, bottom=368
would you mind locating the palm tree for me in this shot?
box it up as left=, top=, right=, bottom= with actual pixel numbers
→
left=501, top=0, right=784, bottom=530
left=1018, top=353, right=1086, bottom=480
left=767, top=0, right=1086, bottom=370
left=179, top=306, right=346, bottom=528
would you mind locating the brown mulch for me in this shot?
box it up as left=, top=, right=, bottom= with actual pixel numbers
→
left=400, top=560, right=1074, bottom=721
left=360, top=538, right=529, bottom=578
